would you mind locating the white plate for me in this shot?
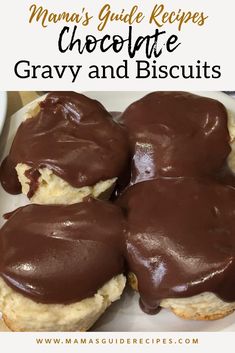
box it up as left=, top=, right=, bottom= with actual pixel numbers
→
left=0, top=92, right=7, bottom=136
left=0, top=91, right=235, bottom=332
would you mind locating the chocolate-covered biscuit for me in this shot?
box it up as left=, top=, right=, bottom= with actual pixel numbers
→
left=118, top=178, right=235, bottom=314
left=0, top=92, right=129, bottom=199
left=121, top=92, right=230, bottom=184
left=0, top=199, right=125, bottom=303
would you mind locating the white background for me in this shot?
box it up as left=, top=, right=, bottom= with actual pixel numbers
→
left=0, top=0, right=235, bottom=90
left=0, top=332, right=233, bottom=353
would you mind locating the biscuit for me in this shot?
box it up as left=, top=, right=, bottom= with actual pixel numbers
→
left=128, top=273, right=235, bottom=320
left=15, top=100, right=116, bottom=204
left=118, top=178, right=235, bottom=319
left=161, top=293, right=235, bottom=321
left=16, top=163, right=116, bottom=204
left=0, top=275, right=126, bottom=331
left=121, top=91, right=231, bottom=184
left=0, top=92, right=129, bottom=202
left=0, top=201, right=126, bottom=331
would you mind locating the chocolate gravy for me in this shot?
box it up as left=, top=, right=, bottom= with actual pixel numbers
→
left=121, top=92, right=231, bottom=185
left=1, top=90, right=235, bottom=314
left=118, top=178, right=235, bottom=313
left=110, top=111, right=122, bottom=122
left=0, top=92, right=129, bottom=196
left=0, top=200, right=125, bottom=304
